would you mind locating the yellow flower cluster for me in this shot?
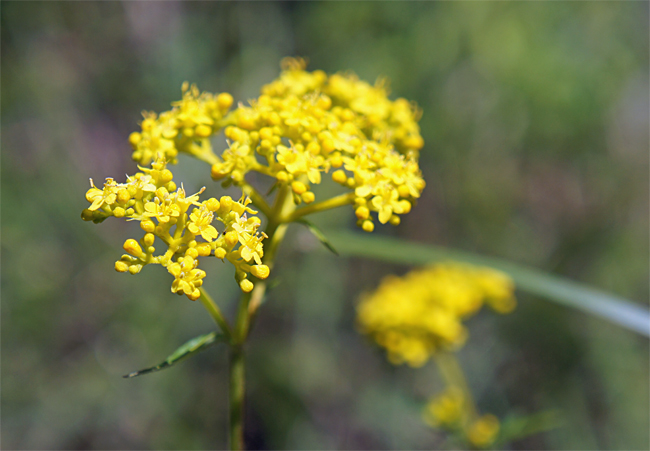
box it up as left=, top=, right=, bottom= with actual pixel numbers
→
left=129, top=82, right=234, bottom=166
left=81, top=155, right=269, bottom=298
left=129, top=58, right=425, bottom=232
left=422, top=387, right=501, bottom=448
left=467, top=414, right=501, bottom=448
left=423, top=386, right=465, bottom=428
left=357, top=263, right=516, bottom=367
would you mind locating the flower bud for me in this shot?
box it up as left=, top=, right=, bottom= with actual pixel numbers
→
left=195, top=124, right=212, bottom=138
left=196, top=243, right=212, bottom=256
left=250, top=265, right=270, bottom=280
left=81, top=209, right=94, bottom=221
left=217, top=92, right=233, bottom=110
left=185, top=247, right=199, bottom=259
left=291, top=181, right=307, bottom=195
left=240, top=279, right=254, bottom=293
left=205, top=198, right=220, bottom=212
left=398, top=185, right=411, bottom=198
left=128, top=264, right=143, bottom=274
left=225, top=231, right=238, bottom=247
left=355, top=206, right=370, bottom=220
left=160, top=169, right=174, bottom=183
left=117, top=189, right=131, bottom=204
left=219, top=196, right=233, bottom=213
left=143, top=233, right=155, bottom=247
left=123, top=239, right=143, bottom=256
left=128, top=132, right=142, bottom=146
left=362, top=220, right=374, bottom=233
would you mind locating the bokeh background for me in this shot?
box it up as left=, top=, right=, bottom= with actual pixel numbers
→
left=2, top=2, right=648, bottom=449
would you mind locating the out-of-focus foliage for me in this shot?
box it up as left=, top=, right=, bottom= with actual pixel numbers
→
left=2, top=2, right=648, bottom=450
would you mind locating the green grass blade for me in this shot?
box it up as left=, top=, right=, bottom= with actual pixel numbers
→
left=496, top=410, right=563, bottom=445
left=326, top=231, right=650, bottom=337
left=123, top=332, right=226, bottom=378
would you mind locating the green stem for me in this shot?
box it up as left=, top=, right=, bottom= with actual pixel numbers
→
left=435, top=352, right=479, bottom=431
left=282, top=192, right=355, bottom=223
left=227, top=185, right=295, bottom=450
left=229, top=345, right=245, bottom=450
left=198, top=287, right=232, bottom=341
left=242, top=183, right=272, bottom=218
left=224, top=185, right=359, bottom=448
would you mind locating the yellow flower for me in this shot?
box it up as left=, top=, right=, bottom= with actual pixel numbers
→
left=468, top=415, right=500, bottom=448
left=125, top=173, right=157, bottom=200
left=357, top=263, right=516, bottom=367
left=370, top=182, right=411, bottom=224
left=188, top=204, right=219, bottom=241
left=423, top=386, right=465, bottom=428
left=275, top=144, right=325, bottom=184
left=168, top=255, right=206, bottom=301
left=143, top=188, right=182, bottom=223
left=86, top=178, right=119, bottom=211
left=231, top=214, right=266, bottom=265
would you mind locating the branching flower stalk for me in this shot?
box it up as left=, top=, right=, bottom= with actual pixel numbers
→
left=357, top=263, right=517, bottom=448
left=81, top=57, right=425, bottom=449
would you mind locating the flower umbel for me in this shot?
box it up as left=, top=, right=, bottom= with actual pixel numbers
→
left=357, top=263, right=516, bottom=367
left=129, top=58, right=425, bottom=231
left=82, top=155, right=269, bottom=299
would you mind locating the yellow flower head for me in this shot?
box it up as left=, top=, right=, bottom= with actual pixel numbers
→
left=357, top=263, right=516, bottom=367
left=130, top=83, right=232, bottom=166
left=82, top=156, right=269, bottom=298
left=468, top=414, right=500, bottom=448
left=422, top=386, right=465, bottom=428
left=130, top=59, right=425, bottom=232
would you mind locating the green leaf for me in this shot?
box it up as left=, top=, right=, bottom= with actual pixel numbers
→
left=324, top=231, right=650, bottom=337
left=123, top=332, right=225, bottom=378
left=496, top=410, right=563, bottom=445
left=296, top=219, right=339, bottom=256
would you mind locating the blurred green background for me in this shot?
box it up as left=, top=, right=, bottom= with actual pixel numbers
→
left=2, top=2, right=648, bottom=449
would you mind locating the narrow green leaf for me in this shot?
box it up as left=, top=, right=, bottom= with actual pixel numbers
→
left=297, top=219, right=339, bottom=256
left=325, top=231, right=650, bottom=337
left=496, top=410, right=563, bottom=445
left=123, top=332, right=225, bottom=378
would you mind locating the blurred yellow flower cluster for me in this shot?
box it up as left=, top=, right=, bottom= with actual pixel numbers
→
left=357, top=263, right=516, bottom=367
left=423, top=387, right=501, bottom=449
left=423, top=386, right=465, bottom=428
left=128, top=58, right=425, bottom=232
left=81, top=155, right=269, bottom=298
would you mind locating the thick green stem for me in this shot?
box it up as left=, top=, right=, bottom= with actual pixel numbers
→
left=227, top=185, right=295, bottom=449
left=223, top=182, right=359, bottom=448
left=229, top=345, right=245, bottom=450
